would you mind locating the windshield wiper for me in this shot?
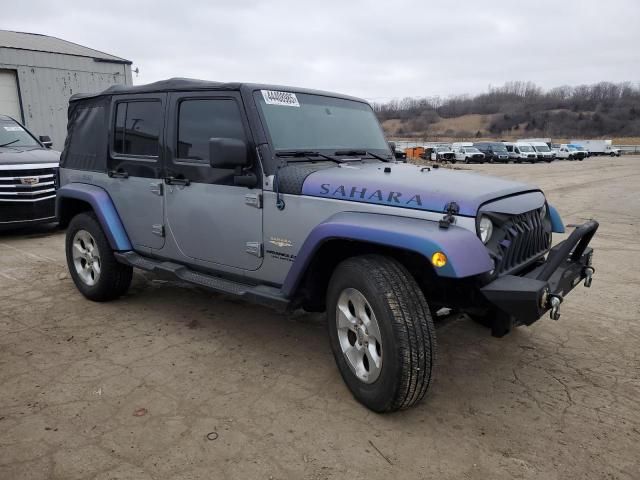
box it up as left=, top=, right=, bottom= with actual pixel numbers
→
left=0, top=139, right=19, bottom=148
left=333, top=150, right=391, bottom=162
left=275, top=150, right=339, bottom=162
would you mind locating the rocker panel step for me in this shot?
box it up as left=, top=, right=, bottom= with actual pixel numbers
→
left=115, top=251, right=289, bottom=310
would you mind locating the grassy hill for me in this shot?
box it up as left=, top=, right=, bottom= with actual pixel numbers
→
left=375, top=81, right=640, bottom=142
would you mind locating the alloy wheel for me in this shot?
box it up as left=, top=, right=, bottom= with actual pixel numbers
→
left=335, top=288, right=383, bottom=383
left=72, top=229, right=101, bottom=286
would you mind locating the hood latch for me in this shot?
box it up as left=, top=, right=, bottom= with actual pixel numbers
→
left=439, top=201, right=459, bottom=229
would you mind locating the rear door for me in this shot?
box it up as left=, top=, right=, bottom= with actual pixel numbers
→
left=161, top=91, right=263, bottom=271
left=106, top=94, right=166, bottom=251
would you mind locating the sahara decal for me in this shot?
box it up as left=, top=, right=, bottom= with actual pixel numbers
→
left=319, top=183, right=423, bottom=207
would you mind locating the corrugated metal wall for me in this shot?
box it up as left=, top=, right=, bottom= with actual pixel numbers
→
left=0, top=48, right=132, bottom=149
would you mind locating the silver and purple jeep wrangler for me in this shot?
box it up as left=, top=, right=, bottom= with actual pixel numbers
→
left=56, top=79, right=598, bottom=412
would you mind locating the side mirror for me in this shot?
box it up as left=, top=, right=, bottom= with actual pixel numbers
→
left=39, top=135, right=53, bottom=148
left=388, top=141, right=396, bottom=152
left=209, top=138, right=248, bottom=169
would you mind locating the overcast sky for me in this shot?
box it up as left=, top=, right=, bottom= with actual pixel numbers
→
left=2, top=0, right=639, bottom=102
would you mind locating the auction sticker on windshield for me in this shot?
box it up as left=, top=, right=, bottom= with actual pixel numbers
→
left=261, top=90, right=300, bottom=107
left=3, top=126, right=22, bottom=131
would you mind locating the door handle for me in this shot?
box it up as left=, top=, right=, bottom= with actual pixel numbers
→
left=108, top=169, right=129, bottom=179
left=164, top=176, right=190, bottom=186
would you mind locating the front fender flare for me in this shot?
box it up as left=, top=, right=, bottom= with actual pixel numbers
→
left=282, top=212, right=493, bottom=297
left=548, top=204, right=565, bottom=233
left=56, top=183, right=132, bottom=251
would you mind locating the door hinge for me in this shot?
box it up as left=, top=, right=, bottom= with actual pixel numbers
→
left=245, top=193, right=263, bottom=209
left=152, top=224, right=165, bottom=237
left=246, top=241, right=263, bottom=258
left=150, top=182, right=163, bottom=196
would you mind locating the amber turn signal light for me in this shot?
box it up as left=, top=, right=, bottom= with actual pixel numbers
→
left=431, top=252, right=447, bottom=268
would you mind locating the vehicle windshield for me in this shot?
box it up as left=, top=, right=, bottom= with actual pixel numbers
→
left=437, top=147, right=451, bottom=152
left=492, top=144, right=508, bottom=152
left=567, top=145, right=578, bottom=151
left=0, top=118, right=40, bottom=148
left=254, top=90, right=390, bottom=156
left=517, top=145, right=534, bottom=152
left=533, top=144, right=551, bottom=152
left=466, top=147, right=481, bottom=153
left=571, top=145, right=586, bottom=150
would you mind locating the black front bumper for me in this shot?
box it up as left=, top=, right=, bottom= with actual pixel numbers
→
left=480, top=220, right=598, bottom=334
left=0, top=198, right=57, bottom=230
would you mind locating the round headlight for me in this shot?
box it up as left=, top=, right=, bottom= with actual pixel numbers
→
left=479, top=216, right=493, bottom=244
left=539, top=203, right=547, bottom=219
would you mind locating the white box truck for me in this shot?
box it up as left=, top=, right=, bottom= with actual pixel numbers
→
left=570, top=140, right=621, bottom=157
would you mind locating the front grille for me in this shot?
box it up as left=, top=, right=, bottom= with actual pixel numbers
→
left=0, top=167, right=57, bottom=203
left=493, top=209, right=551, bottom=275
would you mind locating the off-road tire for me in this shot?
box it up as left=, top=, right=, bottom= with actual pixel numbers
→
left=66, top=212, right=133, bottom=302
left=327, top=255, right=436, bottom=412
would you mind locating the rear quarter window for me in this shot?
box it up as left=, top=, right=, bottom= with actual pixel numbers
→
left=113, top=101, right=162, bottom=157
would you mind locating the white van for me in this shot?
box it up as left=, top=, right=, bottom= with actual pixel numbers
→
left=511, top=142, right=539, bottom=162
left=528, top=141, right=555, bottom=162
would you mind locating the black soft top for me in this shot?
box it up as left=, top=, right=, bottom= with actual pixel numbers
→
left=69, top=77, right=367, bottom=104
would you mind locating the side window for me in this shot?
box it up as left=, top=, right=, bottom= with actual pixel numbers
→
left=177, top=99, right=246, bottom=163
left=113, top=101, right=161, bottom=157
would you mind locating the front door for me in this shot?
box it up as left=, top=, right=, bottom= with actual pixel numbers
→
left=106, top=94, right=166, bottom=251
left=162, top=91, right=263, bottom=271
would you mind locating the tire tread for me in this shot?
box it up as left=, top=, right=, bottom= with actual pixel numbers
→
left=337, top=255, right=436, bottom=411
left=66, top=212, right=132, bottom=302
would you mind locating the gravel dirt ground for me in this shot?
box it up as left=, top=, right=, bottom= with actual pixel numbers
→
left=1, top=156, right=639, bottom=480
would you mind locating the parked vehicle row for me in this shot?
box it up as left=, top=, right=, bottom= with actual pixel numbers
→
left=408, top=141, right=560, bottom=164
left=398, top=136, right=626, bottom=164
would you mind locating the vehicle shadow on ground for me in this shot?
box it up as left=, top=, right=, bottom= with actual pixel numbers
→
left=113, top=272, right=529, bottom=418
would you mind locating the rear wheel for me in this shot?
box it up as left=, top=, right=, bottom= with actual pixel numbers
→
left=66, top=212, right=133, bottom=301
left=327, top=255, right=436, bottom=412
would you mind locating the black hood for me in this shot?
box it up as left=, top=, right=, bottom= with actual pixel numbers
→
left=0, top=146, right=60, bottom=166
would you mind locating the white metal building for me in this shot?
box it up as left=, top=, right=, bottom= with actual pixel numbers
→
left=0, top=30, right=132, bottom=148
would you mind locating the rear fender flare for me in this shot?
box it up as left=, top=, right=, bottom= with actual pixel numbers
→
left=282, top=212, right=493, bottom=297
left=56, top=183, right=132, bottom=251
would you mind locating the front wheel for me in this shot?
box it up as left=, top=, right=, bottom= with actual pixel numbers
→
left=327, top=255, right=436, bottom=412
left=66, top=212, right=133, bottom=301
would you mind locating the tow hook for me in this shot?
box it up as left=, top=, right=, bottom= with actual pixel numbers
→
left=583, top=267, right=594, bottom=288
left=549, top=295, right=563, bottom=321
